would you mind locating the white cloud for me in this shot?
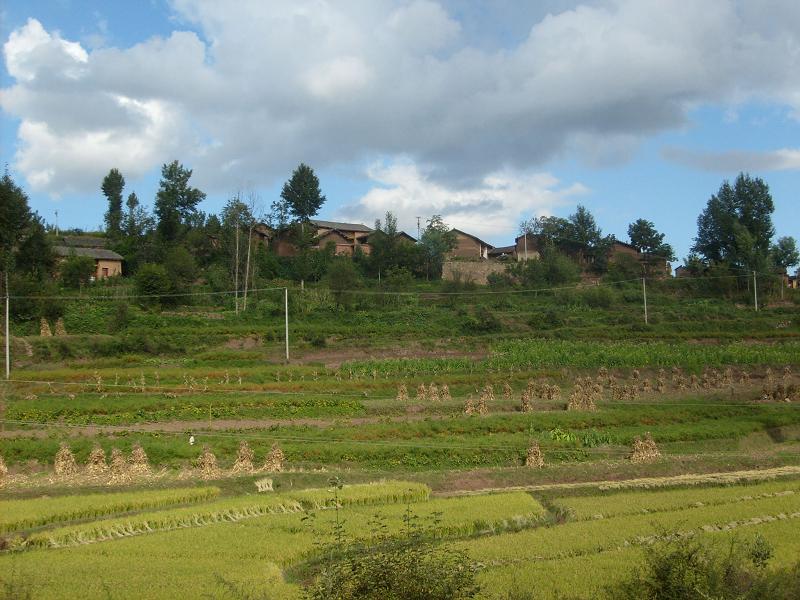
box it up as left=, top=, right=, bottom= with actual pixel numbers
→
left=338, top=161, right=588, bottom=241
left=3, top=1, right=800, bottom=198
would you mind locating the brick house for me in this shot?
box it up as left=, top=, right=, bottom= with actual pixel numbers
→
left=448, top=229, right=493, bottom=259
left=53, top=236, right=123, bottom=279
left=254, top=219, right=374, bottom=257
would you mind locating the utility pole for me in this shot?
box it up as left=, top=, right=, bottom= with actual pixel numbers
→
left=524, top=233, right=528, bottom=261
left=243, top=226, right=253, bottom=311
left=234, top=221, right=240, bottom=315
left=415, top=216, right=421, bottom=240
left=5, top=272, right=9, bottom=380
left=642, top=277, right=648, bottom=325
left=284, top=287, right=290, bottom=362
left=55, top=210, right=59, bottom=236
left=753, top=270, right=758, bottom=311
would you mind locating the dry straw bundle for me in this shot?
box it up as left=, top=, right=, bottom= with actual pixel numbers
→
left=428, top=383, right=440, bottom=403
left=416, top=383, right=428, bottom=402
left=503, top=382, right=513, bottom=401
left=524, top=441, right=544, bottom=468
left=396, top=384, right=409, bottom=403
left=630, top=432, right=661, bottom=463
left=231, top=440, right=255, bottom=474
left=109, top=448, right=131, bottom=484
left=198, top=445, right=221, bottom=480
left=40, top=318, right=52, bottom=337
left=85, top=444, right=108, bottom=477
left=129, top=443, right=152, bottom=477
left=463, top=396, right=475, bottom=416
left=440, top=384, right=452, bottom=402
left=520, top=390, right=532, bottom=413
left=54, top=443, right=78, bottom=478
left=0, top=454, right=8, bottom=485
left=262, top=443, right=285, bottom=472
left=54, top=318, right=67, bottom=336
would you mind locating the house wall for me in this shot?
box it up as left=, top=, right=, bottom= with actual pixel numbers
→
left=95, top=259, right=122, bottom=279
left=514, top=235, right=542, bottom=261
left=450, top=232, right=486, bottom=259
left=442, top=260, right=507, bottom=285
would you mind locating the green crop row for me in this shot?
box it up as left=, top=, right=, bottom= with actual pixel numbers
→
left=0, top=486, right=219, bottom=535
left=554, top=478, right=800, bottom=520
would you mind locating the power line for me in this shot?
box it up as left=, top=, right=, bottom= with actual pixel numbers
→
left=8, top=285, right=287, bottom=301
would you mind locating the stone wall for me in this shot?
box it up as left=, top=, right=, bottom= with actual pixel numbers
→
left=442, top=259, right=508, bottom=285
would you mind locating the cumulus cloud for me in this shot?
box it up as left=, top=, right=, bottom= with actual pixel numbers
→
left=662, top=146, right=800, bottom=172
left=3, top=1, right=800, bottom=197
left=337, top=161, right=588, bottom=241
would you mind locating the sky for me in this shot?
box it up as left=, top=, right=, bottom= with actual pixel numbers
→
left=1, top=0, right=799, bottom=262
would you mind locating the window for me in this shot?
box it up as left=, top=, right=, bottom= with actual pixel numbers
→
left=102, top=267, right=109, bottom=277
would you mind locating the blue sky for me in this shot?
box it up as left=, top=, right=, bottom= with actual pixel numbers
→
left=2, top=0, right=799, bottom=263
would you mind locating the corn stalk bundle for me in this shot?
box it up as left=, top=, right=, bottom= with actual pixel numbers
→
left=641, top=378, right=652, bottom=393
left=40, top=318, right=52, bottom=337
left=502, top=382, right=513, bottom=401
left=109, top=448, right=131, bottom=484
left=54, top=318, right=67, bottom=336
left=85, top=444, right=108, bottom=477
left=129, top=443, right=152, bottom=477
left=524, top=441, right=544, bottom=468
left=54, top=443, right=78, bottom=478
left=415, top=383, right=427, bottom=402
left=463, top=395, right=476, bottom=416
left=630, top=432, right=661, bottom=463
left=739, top=371, right=751, bottom=385
left=631, top=369, right=640, bottom=382
left=396, top=384, right=409, bottom=402
left=198, top=445, right=221, bottom=480
left=428, top=383, right=440, bottom=402
left=476, top=390, right=489, bottom=415
left=231, top=441, right=255, bottom=474
left=520, top=389, right=532, bottom=413
left=440, top=384, right=452, bottom=402
left=482, top=384, right=495, bottom=403
left=0, top=454, right=8, bottom=485
left=262, top=443, right=285, bottom=472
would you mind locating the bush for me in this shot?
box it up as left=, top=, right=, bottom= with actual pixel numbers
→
left=326, top=258, right=362, bottom=309
left=581, top=286, right=616, bottom=308
left=305, top=503, right=479, bottom=600
left=134, top=263, right=172, bottom=308
left=107, top=301, right=130, bottom=333
left=462, top=305, right=502, bottom=333
left=60, top=255, right=96, bottom=288
left=607, top=532, right=800, bottom=600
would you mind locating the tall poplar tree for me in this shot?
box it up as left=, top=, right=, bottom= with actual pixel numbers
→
left=102, top=168, right=125, bottom=237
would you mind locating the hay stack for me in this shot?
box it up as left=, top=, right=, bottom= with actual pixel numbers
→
left=482, top=384, right=495, bottom=403
left=54, top=318, right=67, bottom=336
left=641, top=378, right=652, bottom=393
left=463, top=396, right=475, bottom=416
left=476, top=391, right=489, bottom=415
left=54, top=443, right=78, bottom=478
left=262, top=443, right=285, bottom=472
left=630, top=432, right=661, bottom=463
left=198, top=445, right=221, bottom=480
left=396, top=384, right=409, bottom=402
left=416, top=383, right=427, bottom=402
left=0, top=454, right=8, bottom=485
left=85, top=444, right=108, bottom=477
left=428, top=383, right=440, bottom=402
left=40, top=318, right=52, bottom=337
left=440, top=384, right=452, bottom=402
left=520, top=390, right=532, bottom=413
left=524, top=441, right=544, bottom=468
left=129, top=443, right=152, bottom=477
left=109, top=448, right=130, bottom=483
left=231, top=440, right=255, bottom=474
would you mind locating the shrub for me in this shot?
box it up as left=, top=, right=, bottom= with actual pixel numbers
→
left=607, top=532, right=800, bottom=600
left=107, top=301, right=130, bottom=333
left=581, top=286, right=616, bottom=308
left=60, top=255, right=96, bottom=288
left=135, top=263, right=172, bottom=308
left=463, top=306, right=502, bottom=333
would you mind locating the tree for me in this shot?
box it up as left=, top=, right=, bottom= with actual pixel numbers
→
left=771, top=236, right=799, bottom=271
left=280, top=163, right=326, bottom=223
left=134, top=263, right=172, bottom=307
left=418, top=215, right=457, bottom=280
left=326, top=258, right=363, bottom=309
left=692, top=173, right=775, bottom=270
left=61, top=255, right=96, bottom=288
left=627, top=219, right=675, bottom=260
left=370, top=211, right=402, bottom=278
left=0, top=171, right=54, bottom=283
left=123, top=192, right=153, bottom=239
left=163, top=245, right=197, bottom=294
left=102, top=168, right=125, bottom=237
left=154, top=161, right=206, bottom=242
left=568, top=205, right=601, bottom=248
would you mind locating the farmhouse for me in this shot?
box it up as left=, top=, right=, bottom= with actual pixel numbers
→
left=254, top=219, right=375, bottom=257
left=447, top=229, right=493, bottom=259
left=53, top=236, right=123, bottom=279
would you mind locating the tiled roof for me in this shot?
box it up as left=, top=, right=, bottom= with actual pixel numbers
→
left=54, top=246, right=123, bottom=261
